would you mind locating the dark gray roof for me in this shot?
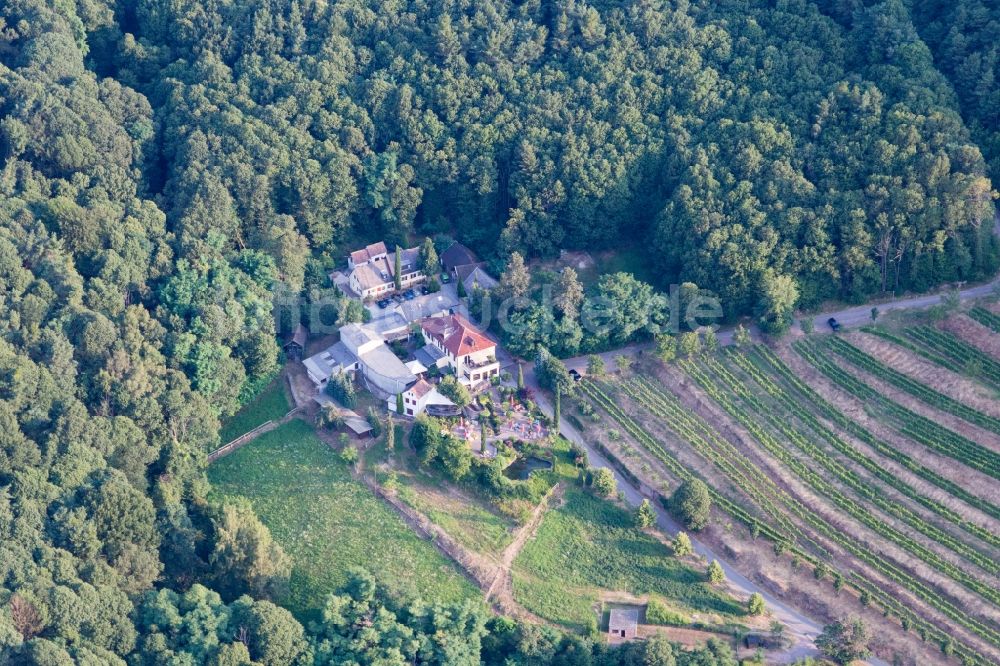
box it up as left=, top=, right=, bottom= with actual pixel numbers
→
left=285, top=323, right=308, bottom=348
left=414, top=344, right=446, bottom=368
left=608, top=608, right=639, bottom=633
left=302, top=341, right=357, bottom=383
left=440, top=242, right=478, bottom=271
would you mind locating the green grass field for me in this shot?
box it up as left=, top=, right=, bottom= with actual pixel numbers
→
left=208, top=420, right=479, bottom=621
left=396, top=480, right=514, bottom=555
left=512, top=487, right=744, bottom=630
left=219, top=379, right=291, bottom=443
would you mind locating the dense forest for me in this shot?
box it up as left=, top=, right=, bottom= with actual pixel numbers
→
left=0, top=0, right=997, bottom=661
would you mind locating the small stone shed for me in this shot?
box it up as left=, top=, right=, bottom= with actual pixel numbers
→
left=607, top=608, right=639, bottom=640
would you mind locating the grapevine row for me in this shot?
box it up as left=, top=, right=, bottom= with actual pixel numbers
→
left=639, top=369, right=1000, bottom=648
left=618, top=377, right=810, bottom=546
left=826, top=336, right=1000, bottom=438
left=749, top=345, right=1000, bottom=524
left=580, top=378, right=997, bottom=662
left=794, top=339, right=1000, bottom=481
left=904, top=326, right=1000, bottom=390
left=969, top=307, right=1000, bottom=333
left=730, top=346, right=1000, bottom=548
left=577, top=380, right=790, bottom=545
left=691, top=355, right=1000, bottom=590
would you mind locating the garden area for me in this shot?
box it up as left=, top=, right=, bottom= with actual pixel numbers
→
left=511, top=486, right=746, bottom=632
left=208, top=419, right=480, bottom=622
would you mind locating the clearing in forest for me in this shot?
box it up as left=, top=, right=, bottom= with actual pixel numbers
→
left=218, top=378, right=292, bottom=444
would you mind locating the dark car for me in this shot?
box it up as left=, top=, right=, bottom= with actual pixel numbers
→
left=568, top=368, right=582, bottom=382
left=827, top=317, right=841, bottom=332
left=376, top=299, right=389, bottom=309
left=403, top=289, right=416, bottom=300
left=420, top=285, right=430, bottom=295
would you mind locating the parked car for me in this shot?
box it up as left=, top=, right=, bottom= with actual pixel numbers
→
left=377, top=299, right=390, bottom=309
left=568, top=368, right=582, bottom=382
left=420, top=285, right=430, bottom=295
left=440, top=273, right=450, bottom=283
left=827, top=317, right=841, bottom=332
left=403, top=289, right=416, bottom=300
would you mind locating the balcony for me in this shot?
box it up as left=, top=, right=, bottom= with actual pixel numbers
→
left=464, top=356, right=497, bottom=370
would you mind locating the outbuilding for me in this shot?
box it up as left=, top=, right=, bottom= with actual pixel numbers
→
left=607, top=608, right=639, bottom=640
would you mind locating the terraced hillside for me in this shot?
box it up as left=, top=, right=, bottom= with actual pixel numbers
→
left=576, top=339, right=1000, bottom=666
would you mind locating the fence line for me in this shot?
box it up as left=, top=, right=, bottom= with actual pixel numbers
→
left=207, top=406, right=303, bottom=463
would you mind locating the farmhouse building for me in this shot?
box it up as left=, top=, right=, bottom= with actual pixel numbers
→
left=347, top=241, right=425, bottom=300
left=420, top=313, right=499, bottom=388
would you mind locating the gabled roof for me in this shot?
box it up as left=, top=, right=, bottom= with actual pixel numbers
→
left=302, top=341, right=357, bottom=383
left=407, top=378, right=435, bottom=399
left=440, top=242, right=478, bottom=271
left=608, top=608, right=639, bottom=633
left=350, top=241, right=389, bottom=266
left=421, top=314, right=495, bottom=357
left=414, top=344, right=446, bottom=368
left=339, top=323, right=381, bottom=351
left=396, top=247, right=420, bottom=273
left=285, top=323, right=308, bottom=348
left=455, top=263, right=499, bottom=293
left=351, top=263, right=388, bottom=291
left=350, top=246, right=421, bottom=290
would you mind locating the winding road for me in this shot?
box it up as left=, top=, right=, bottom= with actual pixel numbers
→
left=507, top=250, right=999, bottom=663
left=523, top=360, right=835, bottom=663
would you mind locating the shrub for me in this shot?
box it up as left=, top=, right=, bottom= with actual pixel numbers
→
left=635, top=499, right=657, bottom=529
left=748, top=592, right=765, bottom=616
left=672, top=532, right=693, bottom=557
left=592, top=468, right=616, bottom=497
left=669, top=479, right=711, bottom=530
left=816, top=616, right=872, bottom=665
left=645, top=598, right=688, bottom=626
left=340, top=446, right=359, bottom=466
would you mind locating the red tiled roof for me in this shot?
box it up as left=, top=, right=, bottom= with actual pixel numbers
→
left=421, top=314, right=494, bottom=357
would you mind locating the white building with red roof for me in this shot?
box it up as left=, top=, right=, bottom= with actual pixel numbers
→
left=420, top=313, right=500, bottom=388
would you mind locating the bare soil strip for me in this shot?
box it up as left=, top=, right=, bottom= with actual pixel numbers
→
left=850, top=330, right=1000, bottom=416
left=580, top=362, right=1000, bottom=664
left=776, top=345, right=1000, bottom=508
left=942, top=314, right=1000, bottom=362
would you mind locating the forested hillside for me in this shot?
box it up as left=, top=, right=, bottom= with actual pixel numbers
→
left=907, top=0, right=1000, bottom=185
left=83, top=0, right=1000, bottom=315
left=0, top=0, right=997, bottom=661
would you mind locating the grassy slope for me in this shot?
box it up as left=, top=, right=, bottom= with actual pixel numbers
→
left=512, top=486, right=745, bottom=630
left=219, top=379, right=291, bottom=443
left=208, top=419, right=479, bottom=622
